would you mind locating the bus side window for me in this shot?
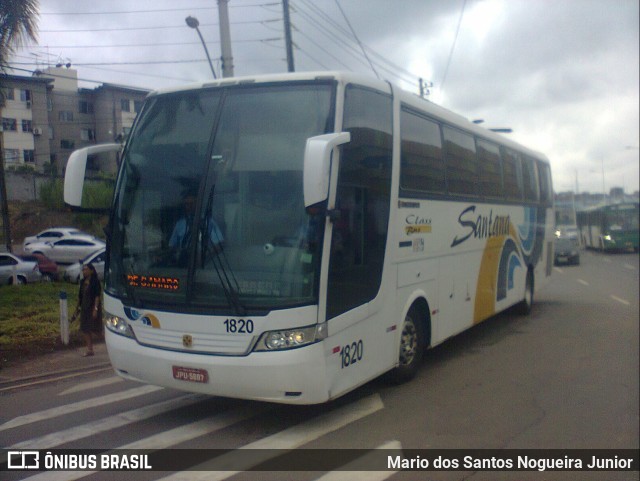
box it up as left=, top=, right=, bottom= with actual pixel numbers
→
left=326, top=86, right=393, bottom=320
left=443, top=126, right=477, bottom=197
left=522, top=155, right=540, bottom=202
left=399, top=108, right=446, bottom=195
left=502, top=148, right=523, bottom=201
left=537, top=161, right=553, bottom=206
left=477, top=139, right=503, bottom=199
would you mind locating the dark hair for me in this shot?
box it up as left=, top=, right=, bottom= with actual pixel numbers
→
left=82, top=263, right=99, bottom=282
left=84, top=263, right=98, bottom=278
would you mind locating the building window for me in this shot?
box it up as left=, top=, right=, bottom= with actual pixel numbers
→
left=121, top=99, right=130, bottom=112
left=22, top=119, right=33, bottom=132
left=134, top=100, right=143, bottom=113
left=19, top=89, right=31, bottom=102
left=2, top=117, right=17, bottom=131
left=61, top=139, right=75, bottom=149
left=79, top=100, right=94, bottom=114
left=23, top=150, right=35, bottom=163
left=2, top=88, right=14, bottom=100
left=3, top=149, right=20, bottom=163
left=81, top=128, right=95, bottom=141
left=58, top=111, right=74, bottom=122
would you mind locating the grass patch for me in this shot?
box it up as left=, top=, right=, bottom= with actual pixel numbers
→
left=0, top=282, right=87, bottom=364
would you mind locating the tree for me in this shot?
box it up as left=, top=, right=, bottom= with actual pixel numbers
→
left=0, top=0, right=39, bottom=72
left=1, top=1, right=40, bottom=251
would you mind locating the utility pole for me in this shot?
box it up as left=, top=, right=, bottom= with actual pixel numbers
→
left=419, top=78, right=432, bottom=98
left=282, top=0, right=295, bottom=72
left=218, top=0, right=235, bottom=78
left=0, top=133, right=11, bottom=253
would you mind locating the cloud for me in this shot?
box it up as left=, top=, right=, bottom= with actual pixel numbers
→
left=8, top=0, right=639, bottom=194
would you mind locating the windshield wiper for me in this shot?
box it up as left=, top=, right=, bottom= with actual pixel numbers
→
left=200, top=189, right=246, bottom=316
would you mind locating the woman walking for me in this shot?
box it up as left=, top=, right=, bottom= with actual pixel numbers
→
left=73, top=263, right=103, bottom=356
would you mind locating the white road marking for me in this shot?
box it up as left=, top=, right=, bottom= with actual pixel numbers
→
left=610, top=295, right=631, bottom=306
left=624, top=263, right=635, bottom=270
left=577, top=279, right=589, bottom=286
left=157, top=393, right=385, bottom=480
left=58, top=376, right=123, bottom=396
left=553, top=267, right=564, bottom=273
left=315, top=440, right=403, bottom=481
left=10, top=393, right=207, bottom=449
left=0, top=385, right=162, bottom=431
left=19, top=403, right=272, bottom=481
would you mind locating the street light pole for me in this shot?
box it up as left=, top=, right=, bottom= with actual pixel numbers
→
left=185, top=16, right=217, bottom=79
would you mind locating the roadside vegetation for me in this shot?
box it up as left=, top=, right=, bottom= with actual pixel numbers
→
left=0, top=282, right=88, bottom=365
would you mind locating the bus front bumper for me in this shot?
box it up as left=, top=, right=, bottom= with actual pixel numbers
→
left=105, top=329, right=330, bottom=404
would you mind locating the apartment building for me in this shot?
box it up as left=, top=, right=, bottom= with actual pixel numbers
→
left=1, top=67, right=149, bottom=174
left=1, top=74, right=52, bottom=171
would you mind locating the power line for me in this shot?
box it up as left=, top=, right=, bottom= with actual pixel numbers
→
left=39, top=19, right=270, bottom=33
left=21, top=39, right=272, bottom=49
left=40, top=3, right=279, bottom=15
left=440, top=0, right=467, bottom=92
left=293, top=0, right=421, bottom=87
left=40, top=7, right=215, bottom=15
left=333, top=0, right=378, bottom=79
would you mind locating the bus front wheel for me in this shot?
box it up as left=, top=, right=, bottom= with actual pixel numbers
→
left=388, top=306, right=425, bottom=384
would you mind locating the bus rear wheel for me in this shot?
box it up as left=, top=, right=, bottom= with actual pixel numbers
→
left=517, top=269, right=534, bottom=315
left=388, top=307, right=425, bottom=384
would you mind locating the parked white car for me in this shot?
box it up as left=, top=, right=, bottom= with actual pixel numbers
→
left=64, top=247, right=106, bottom=283
left=0, top=253, right=42, bottom=285
left=22, top=227, right=92, bottom=250
left=23, top=237, right=106, bottom=265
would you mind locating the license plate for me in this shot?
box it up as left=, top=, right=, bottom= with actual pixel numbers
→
left=557, top=256, right=567, bottom=262
left=172, top=366, right=209, bottom=383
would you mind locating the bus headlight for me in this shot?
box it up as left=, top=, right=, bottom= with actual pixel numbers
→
left=254, top=323, right=327, bottom=351
left=105, top=313, right=136, bottom=339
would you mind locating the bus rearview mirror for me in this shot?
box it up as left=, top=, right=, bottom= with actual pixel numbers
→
left=303, top=132, right=351, bottom=208
left=64, top=143, right=121, bottom=211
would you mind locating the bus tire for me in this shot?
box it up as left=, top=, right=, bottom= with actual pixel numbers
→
left=387, top=306, right=425, bottom=384
left=517, top=268, right=534, bottom=315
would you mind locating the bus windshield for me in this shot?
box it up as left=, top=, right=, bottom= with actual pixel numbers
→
left=107, top=82, right=335, bottom=311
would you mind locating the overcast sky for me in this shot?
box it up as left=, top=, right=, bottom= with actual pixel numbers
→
left=9, top=0, right=640, bottom=194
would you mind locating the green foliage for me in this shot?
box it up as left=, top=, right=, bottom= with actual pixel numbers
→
left=82, top=180, right=115, bottom=210
left=0, top=282, right=86, bottom=362
left=6, top=164, right=36, bottom=174
left=36, top=178, right=111, bottom=237
left=39, top=178, right=66, bottom=209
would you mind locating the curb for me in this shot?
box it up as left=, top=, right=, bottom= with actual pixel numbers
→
left=0, top=362, right=112, bottom=391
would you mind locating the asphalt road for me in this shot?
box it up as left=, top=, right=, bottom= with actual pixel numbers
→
left=1, top=249, right=638, bottom=481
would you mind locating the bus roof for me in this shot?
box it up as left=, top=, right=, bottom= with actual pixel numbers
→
left=148, top=70, right=549, bottom=164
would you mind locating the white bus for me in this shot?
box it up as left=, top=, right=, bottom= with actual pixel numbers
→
left=65, top=72, right=554, bottom=404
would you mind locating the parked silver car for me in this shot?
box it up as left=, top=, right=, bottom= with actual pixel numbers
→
left=64, top=247, right=106, bottom=283
left=0, top=253, right=42, bottom=285
left=23, top=237, right=106, bottom=265
left=22, top=227, right=91, bottom=250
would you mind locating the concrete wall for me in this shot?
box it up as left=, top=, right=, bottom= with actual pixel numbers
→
left=5, top=171, right=57, bottom=201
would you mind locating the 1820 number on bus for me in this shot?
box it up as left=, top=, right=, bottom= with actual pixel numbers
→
left=224, top=318, right=254, bottom=333
left=340, top=340, right=363, bottom=369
